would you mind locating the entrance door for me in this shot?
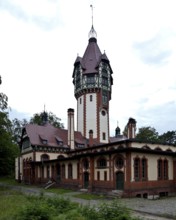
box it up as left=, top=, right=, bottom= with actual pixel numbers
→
left=83, top=172, right=89, bottom=188
left=116, top=172, right=124, bottom=190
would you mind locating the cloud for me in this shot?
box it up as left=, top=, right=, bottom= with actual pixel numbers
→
left=8, top=108, right=31, bottom=121
left=136, top=101, right=176, bottom=134
left=0, top=0, right=62, bottom=30
left=133, top=31, right=173, bottom=66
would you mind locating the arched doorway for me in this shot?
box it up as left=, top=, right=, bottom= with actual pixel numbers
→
left=116, top=172, right=124, bottom=190
left=83, top=172, right=89, bottom=189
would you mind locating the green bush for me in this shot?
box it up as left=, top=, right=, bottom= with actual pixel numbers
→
left=79, top=205, right=101, bottom=220
left=46, top=196, right=78, bottom=214
left=15, top=199, right=54, bottom=220
left=79, top=199, right=140, bottom=220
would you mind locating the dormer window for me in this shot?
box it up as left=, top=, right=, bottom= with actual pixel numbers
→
left=42, top=140, right=48, bottom=145
left=39, top=134, right=48, bottom=145
left=55, top=136, right=63, bottom=146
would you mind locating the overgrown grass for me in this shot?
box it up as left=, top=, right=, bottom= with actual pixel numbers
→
left=46, top=187, right=74, bottom=194
left=0, top=186, right=30, bottom=220
left=73, top=192, right=105, bottom=200
left=0, top=186, right=141, bottom=220
left=0, top=176, right=19, bottom=185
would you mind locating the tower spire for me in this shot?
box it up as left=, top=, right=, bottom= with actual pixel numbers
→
left=90, top=4, right=94, bottom=26
left=89, top=5, right=97, bottom=40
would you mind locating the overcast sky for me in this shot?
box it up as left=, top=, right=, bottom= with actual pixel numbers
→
left=0, top=0, right=176, bottom=136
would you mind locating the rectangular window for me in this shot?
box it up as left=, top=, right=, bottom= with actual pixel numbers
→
left=158, top=160, right=163, bottom=180
left=104, top=171, right=107, bottom=181
left=102, top=90, right=108, bottom=104
left=90, top=95, right=93, bottom=102
left=61, top=165, right=65, bottom=178
left=87, top=76, right=95, bottom=85
left=102, top=132, right=106, bottom=140
left=97, top=171, right=100, bottom=181
left=47, top=166, right=50, bottom=178
left=68, top=164, right=73, bottom=179
left=77, top=163, right=80, bottom=179
left=142, top=159, right=147, bottom=180
left=102, top=76, right=108, bottom=86
left=134, top=158, right=140, bottom=181
left=80, top=98, right=82, bottom=104
left=163, top=160, right=168, bottom=180
left=41, top=166, right=44, bottom=178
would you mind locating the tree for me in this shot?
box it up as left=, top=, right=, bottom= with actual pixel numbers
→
left=136, top=126, right=159, bottom=142
left=159, top=131, right=176, bottom=145
left=0, top=76, right=8, bottom=110
left=0, top=76, right=19, bottom=176
left=11, top=118, right=28, bottom=144
left=30, top=111, right=64, bottom=128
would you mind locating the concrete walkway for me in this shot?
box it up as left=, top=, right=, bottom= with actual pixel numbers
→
left=0, top=182, right=175, bottom=220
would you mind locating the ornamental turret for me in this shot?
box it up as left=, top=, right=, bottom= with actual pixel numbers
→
left=72, top=22, right=113, bottom=143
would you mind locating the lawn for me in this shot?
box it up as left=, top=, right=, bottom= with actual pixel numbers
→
left=0, top=185, right=140, bottom=220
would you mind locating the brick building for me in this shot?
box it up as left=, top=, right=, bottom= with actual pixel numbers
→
left=15, top=25, right=176, bottom=198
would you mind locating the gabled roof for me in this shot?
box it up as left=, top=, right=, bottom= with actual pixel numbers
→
left=23, top=123, right=87, bottom=148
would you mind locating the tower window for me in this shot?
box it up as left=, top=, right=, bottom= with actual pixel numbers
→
left=80, top=98, right=82, bottom=104
left=87, top=76, right=95, bottom=85
left=101, top=110, right=106, bottom=116
left=102, top=132, right=106, bottom=140
left=102, top=90, right=108, bottom=104
left=102, top=76, right=108, bottom=86
left=90, top=95, right=93, bottom=102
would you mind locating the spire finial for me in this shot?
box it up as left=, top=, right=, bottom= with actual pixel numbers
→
left=88, top=4, right=97, bottom=40
left=90, top=4, right=94, bottom=26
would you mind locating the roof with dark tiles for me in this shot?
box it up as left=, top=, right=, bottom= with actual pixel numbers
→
left=24, top=123, right=87, bottom=148
left=73, top=26, right=112, bottom=76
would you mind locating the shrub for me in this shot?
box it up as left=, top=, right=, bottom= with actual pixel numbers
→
left=46, top=196, right=77, bottom=215
left=15, top=199, right=54, bottom=220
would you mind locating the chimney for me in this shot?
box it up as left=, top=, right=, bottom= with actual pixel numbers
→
left=67, top=108, right=75, bottom=150
left=89, top=130, right=93, bottom=147
left=127, top=118, right=136, bottom=139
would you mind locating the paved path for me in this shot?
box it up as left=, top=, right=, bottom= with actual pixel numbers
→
left=0, top=183, right=175, bottom=220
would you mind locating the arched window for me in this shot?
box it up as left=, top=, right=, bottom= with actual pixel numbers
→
left=83, top=159, right=89, bottom=170
left=134, top=158, right=140, bottom=181
left=58, top=155, right=65, bottom=159
left=97, top=157, right=107, bottom=168
left=41, top=154, right=49, bottom=161
left=142, top=158, right=147, bottom=180
left=116, top=157, right=124, bottom=169
left=164, top=159, right=168, bottom=180
left=68, top=164, right=73, bottom=179
left=158, top=159, right=163, bottom=180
